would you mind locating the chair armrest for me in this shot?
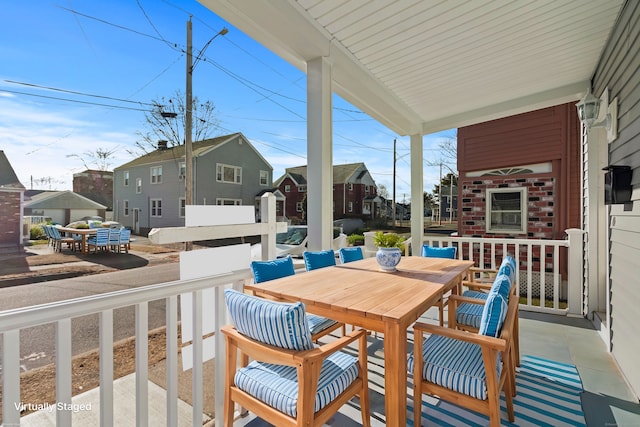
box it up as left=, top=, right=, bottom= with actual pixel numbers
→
left=461, top=280, right=492, bottom=291
left=413, top=321, right=506, bottom=352
left=221, top=324, right=367, bottom=366
left=448, top=294, right=486, bottom=305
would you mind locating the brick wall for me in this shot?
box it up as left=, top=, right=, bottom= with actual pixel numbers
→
left=0, top=192, right=21, bottom=245
left=460, top=174, right=557, bottom=273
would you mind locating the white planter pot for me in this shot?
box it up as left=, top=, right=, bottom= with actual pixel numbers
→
left=376, top=247, right=402, bottom=272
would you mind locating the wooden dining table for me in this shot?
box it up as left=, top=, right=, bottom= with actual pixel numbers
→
left=57, top=227, right=97, bottom=254
left=244, top=255, right=474, bottom=426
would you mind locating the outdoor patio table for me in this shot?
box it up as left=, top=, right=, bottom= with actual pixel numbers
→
left=244, top=255, right=473, bottom=427
left=57, top=227, right=97, bottom=254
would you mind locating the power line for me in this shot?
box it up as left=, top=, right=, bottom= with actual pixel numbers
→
left=0, top=89, right=150, bottom=112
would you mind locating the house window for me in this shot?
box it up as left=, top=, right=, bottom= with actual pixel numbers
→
left=348, top=201, right=353, bottom=212
left=179, top=198, right=186, bottom=217
left=216, top=198, right=242, bottom=205
left=123, top=200, right=129, bottom=216
left=216, top=163, right=242, bottom=184
left=136, top=178, right=142, bottom=194
left=298, top=185, right=306, bottom=192
left=285, top=185, right=291, bottom=192
left=151, top=199, right=162, bottom=217
left=151, top=166, right=162, bottom=184
left=123, top=171, right=129, bottom=187
left=486, top=188, right=527, bottom=233
left=365, top=185, right=370, bottom=194
left=179, top=162, right=186, bottom=179
left=259, top=170, right=269, bottom=186
left=296, top=202, right=303, bottom=212
left=349, top=183, right=353, bottom=191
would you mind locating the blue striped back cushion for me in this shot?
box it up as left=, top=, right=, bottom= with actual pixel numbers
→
left=497, top=255, right=516, bottom=282
left=421, top=245, right=457, bottom=259
left=490, top=273, right=512, bottom=300
left=339, top=247, right=364, bottom=263
left=303, top=249, right=336, bottom=271
left=251, top=256, right=295, bottom=283
left=478, top=291, right=508, bottom=338
left=224, top=289, right=313, bottom=351
left=235, top=350, right=358, bottom=417
left=408, top=334, right=501, bottom=400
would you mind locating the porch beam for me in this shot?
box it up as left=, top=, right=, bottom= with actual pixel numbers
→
left=148, top=222, right=287, bottom=245
left=307, top=56, right=333, bottom=251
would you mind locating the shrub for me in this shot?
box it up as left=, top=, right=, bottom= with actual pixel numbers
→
left=347, top=234, right=364, bottom=245
left=30, top=225, right=46, bottom=240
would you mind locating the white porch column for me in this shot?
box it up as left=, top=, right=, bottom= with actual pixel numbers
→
left=307, top=56, right=333, bottom=251
left=410, top=133, right=424, bottom=254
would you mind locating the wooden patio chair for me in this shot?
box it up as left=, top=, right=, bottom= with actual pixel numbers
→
left=250, top=256, right=345, bottom=341
left=222, top=289, right=370, bottom=427
left=410, top=286, right=518, bottom=427
left=87, top=228, right=110, bottom=253
left=50, top=226, right=80, bottom=252
left=421, top=244, right=458, bottom=326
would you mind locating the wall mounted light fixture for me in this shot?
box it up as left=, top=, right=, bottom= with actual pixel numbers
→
left=576, top=87, right=618, bottom=142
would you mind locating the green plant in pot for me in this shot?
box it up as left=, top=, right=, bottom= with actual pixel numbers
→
left=372, top=231, right=405, bottom=271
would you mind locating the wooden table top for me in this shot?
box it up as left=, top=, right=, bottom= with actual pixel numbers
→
left=245, top=256, right=474, bottom=328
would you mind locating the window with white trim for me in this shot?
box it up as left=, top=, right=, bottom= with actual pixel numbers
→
left=179, top=198, right=186, bottom=217
left=151, top=166, right=162, bottom=184
left=486, top=188, right=527, bottom=233
left=150, top=199, right=162, bottom=217
left=296, top=202, right=303, bottom=212
left=298, top=185, right=306, bottom=192
left=123, top=200, right=129, bottom=216
left=179, top=162, right=186, bottom=179
left=285, top=184, right=291, bottom=192
left=216, top=163, right=242, bottom=184
left=123, top=171, right=129, bottom=187
left=259, top=170, right=269, bottom=186
left=216, top=198, right=242, bottom=205
left=136, top=178, right=142, bottom=194
left=348, top=201, right=353, bottom=212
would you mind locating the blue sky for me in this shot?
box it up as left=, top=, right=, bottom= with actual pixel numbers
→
left=0, top=0, right=455, bottom=201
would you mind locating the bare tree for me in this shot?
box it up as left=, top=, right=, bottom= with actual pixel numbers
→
left=31, top=176, right=65, bottom=190
left=67, top=147, right=118, bottom=171
left=377, top=183, right=389, bottom=199
left=131, top=90, right=221, bottom=155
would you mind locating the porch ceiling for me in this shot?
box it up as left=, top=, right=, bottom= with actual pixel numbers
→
left=199, top=0, right=624, bottom=135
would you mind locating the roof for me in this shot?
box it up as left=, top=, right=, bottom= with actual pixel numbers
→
left=115, top=133, right=264, bottom=169
left=275, top=162, right=368, bottom=186
left=24, top=190, right=107, bottom=210
left=0, top=151, right=25, bottom=190
left=201, top=0, right=624, bottom=135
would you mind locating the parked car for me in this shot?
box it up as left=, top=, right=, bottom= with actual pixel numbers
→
left=251, top=225, right=347, bottom=259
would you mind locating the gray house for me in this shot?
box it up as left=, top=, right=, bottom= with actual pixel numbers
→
left=113, top=133, right=273, bottom=235
left=0, top=151, right=26, bottom=246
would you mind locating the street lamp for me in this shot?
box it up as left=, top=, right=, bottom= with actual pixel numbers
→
left=184, top=18, right=228, bottom=250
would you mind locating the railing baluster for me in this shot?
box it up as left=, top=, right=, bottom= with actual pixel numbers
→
left=553, top=245, right=560, bottom=309
left=136, top=302, right=149, bottom=426
left=2, top=329, right=21, bottom=426
left=192, top=290, right=203, bottom=426
left=526, top=244, right=533, bottom=307
left=539, top=244, right=547, bottom=309
left=100, top=310, right=114, bottom=426
left=166, top=295, right=178, bottom=426
left=56, top=318, right=72, bottom=426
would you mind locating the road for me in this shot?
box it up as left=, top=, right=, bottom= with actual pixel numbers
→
left=0, top=262, right=180, bottom=373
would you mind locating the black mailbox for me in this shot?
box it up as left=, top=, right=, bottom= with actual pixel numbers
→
left=603, top=165, right=632, bottom=205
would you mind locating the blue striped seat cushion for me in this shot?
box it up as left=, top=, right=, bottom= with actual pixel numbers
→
left=235, top=351, right=359, bottom=417
left=462, top=290, right=489, bottom=300
left=489, top=273, right=512, bottom=300
left=224, top=289, right=314, bottom=351
left=408, top=334, right=501, bottom=400
left=455, top=302, right=485, bottom=329
left=497, top=256, right=516, bottom=282
left=307, top=313, right=338, bottom=336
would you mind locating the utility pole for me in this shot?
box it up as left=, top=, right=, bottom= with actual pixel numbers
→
left=183, top=18, right=227, bottom=251
left=392, top=138, right=397, bottom=227
left=185, top=18, right=194, bottom=251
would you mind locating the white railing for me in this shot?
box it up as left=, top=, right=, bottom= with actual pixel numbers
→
left=0, top=271, right=252, bottom=427
left=408, top=228, right=584, bottom=316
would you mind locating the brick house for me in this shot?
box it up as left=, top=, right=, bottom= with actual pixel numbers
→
left=274, top=162, right=382, bottom=222
left=457, top=102, right=581, bottom=274
left=0, top=151, right=26, bottom=246
left=73, top=169, right=113, bottom=212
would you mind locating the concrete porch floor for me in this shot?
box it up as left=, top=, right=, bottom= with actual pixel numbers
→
left=19, top=308, right=640, bottom=426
